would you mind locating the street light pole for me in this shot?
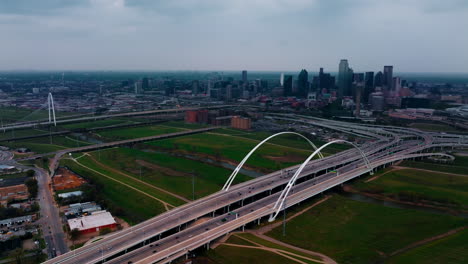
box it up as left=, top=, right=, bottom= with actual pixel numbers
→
left=192, top=170, right=195, bottom=201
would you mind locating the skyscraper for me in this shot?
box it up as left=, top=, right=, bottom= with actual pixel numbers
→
left=297, top=69, right=309, bottom=98
left=283, top=75, right=293, bottom=96
left=280, top=73, right=284, bottom=86
left=363, top=72, right=374, bottom=104
left=383, top=66, right=393, bottom=91
left=338, top=59, right=350, bottom=98
left=374, top=71, right=383, bottom=88
left=242, top=70, right=247, bottom=84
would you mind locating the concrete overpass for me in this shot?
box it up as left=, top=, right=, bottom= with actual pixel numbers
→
left=42, top=117, right=468, bottom=264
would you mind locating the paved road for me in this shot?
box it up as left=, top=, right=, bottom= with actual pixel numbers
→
left=15, top=127, right=219, bottom=165
left=7, top=162, right=69, bottom=258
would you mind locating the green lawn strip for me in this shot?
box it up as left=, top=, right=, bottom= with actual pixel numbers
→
left=59, top=119, right=134, bottom=130
left=75, top=155, right=185, bottom=206
left=162, top=121, right=209, bottom=129
left=0, top=172, right=28, bottom=180
left=267, top=195, right=468, bottom=264
left=205, top=244, right=299, bottom=264
left=2, top=134, right=94, bottom=153
left=353, top=169, right=468, bottom=208
left=400, top=160, right=468, bottom=175
left=60, top=159, right=166, bottom=224
left=225, top=235, right=256, bottom=246
left=97, top=125, right=183, bottom=140
left=2, top=141, right=65, bottom=153
left=88, top=147, right=251, bottom=199
left=410, top=123, right=461, bottom=133
left=386, top=228, right=468, bottom=264
left=236, top=233, right=322, bottom=262
left=0, top=128, right=51, bottom=140
left=147, top=132, right=312, bottom=172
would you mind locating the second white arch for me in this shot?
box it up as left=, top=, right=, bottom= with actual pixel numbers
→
left=222, top=132, right=324, bottom=191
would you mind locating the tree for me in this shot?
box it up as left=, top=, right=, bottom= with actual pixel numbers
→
left=70, top=228, right=80, bottom=249
left=99, top=227, right=111, bottom=236
left=25, top=179, right=38, bottom=198
left=10, top=248, right=24, bottom=264
left=26, top=170, right=35, bottom=177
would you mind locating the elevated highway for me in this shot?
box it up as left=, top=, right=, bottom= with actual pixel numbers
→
left=42, top=116, right=468, bottom=264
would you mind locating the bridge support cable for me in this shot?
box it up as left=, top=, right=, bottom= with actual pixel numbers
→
left=268, top=140, right=372, bottom=222
left=48, top=92, right=57, bottom=126
left=222, top=132, right=324, bottom=191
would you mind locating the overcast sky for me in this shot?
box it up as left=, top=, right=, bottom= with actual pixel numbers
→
left=0, top=0, right=467, bottom=72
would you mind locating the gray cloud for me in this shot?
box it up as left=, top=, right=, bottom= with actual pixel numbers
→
left=0, top=0, right=467, bottom=72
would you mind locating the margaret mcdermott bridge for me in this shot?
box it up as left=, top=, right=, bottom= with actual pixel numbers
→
left=45, top=114, right=468, bottom=264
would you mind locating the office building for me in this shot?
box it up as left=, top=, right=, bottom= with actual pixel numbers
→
left=283, top=75, right=293, bottom=96
left=297, top=69, right=309, bottom=98
left=231, top=116, right=252, bottom=130
left=242, top=70, right=247, bottom=84
left=383, top=66, right=393, bottom=91
left=363, top=72, right=374, bottom=103
left=338, top=59, right=349, bottom=98
left=374, top=71, right=383, bottom=87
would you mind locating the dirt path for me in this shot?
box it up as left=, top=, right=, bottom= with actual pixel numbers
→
left=222, top=242, right=317, bottom=264
left=70, top=158, right=174, bottom=211
left=87, top=155, right=191, bottom=203
left=231, top=233, right=336, bottom=264
left=389, top=226, right=467, bottom=257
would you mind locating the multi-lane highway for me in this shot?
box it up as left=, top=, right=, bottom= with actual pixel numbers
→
left=1, top=105, right=236, bottom=132
left=40, top=116, right=467, bottom=264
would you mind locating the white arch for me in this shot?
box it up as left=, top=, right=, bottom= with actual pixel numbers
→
left=48, top=93, right=56, bottom=126
left=222, top=132, right=324, bottom=191
left=268, top=140, right=372, bottom=222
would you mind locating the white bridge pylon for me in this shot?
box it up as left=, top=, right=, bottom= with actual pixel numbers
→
left=268, top=140, right=373, bottom=222
left=222, top=132, right=324, bottom=191
left=47, top=92, right=56, bottom=126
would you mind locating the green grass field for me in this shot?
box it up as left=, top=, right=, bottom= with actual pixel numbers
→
left=60, top=158, right=168, bottom=224
left=2, top=135, right=93, bottom=154
left=409, top=123, right=461, bottom=133
left=68, top=154, right=186, bottom=206
left=386, top=228, right=468, bottom=264
left=96, top=125, right=182, bottom=141
left=162, top=121, right=209, bottom=130
left=59, top=118, right=135, bottom=130
left=0, top=128, right=51, bottom=141
left=86, top=147, right=251, bottom=199
left=400, top=155, right=468, bottom=175
left=354, top=168, right=468, bottom=208
left=267, top=195, right=468, bottom=264
left=147, top=132, right=314, bottom=172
